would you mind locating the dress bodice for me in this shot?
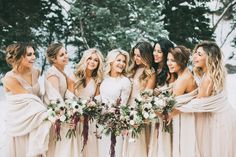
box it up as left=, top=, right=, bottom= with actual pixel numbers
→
left=76, top=79, right=96, bottom=99
left=45, top=66, right=67, bottom=100
left=100, top=75, right=131, bottom=106
left=129, top=67, right=146, bottom=105
left=3, top=68, right=40, bottom=97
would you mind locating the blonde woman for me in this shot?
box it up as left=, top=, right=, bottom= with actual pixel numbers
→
left=170, top=41, right=236, bottom=157
left=99, top=49, right=132, bottom=157
left=44, top=43, right=81, bottom=157
left=126, top=41, right=156, bottom=157
left=2, top=43, right=51, bottom=157
left=70, top=48, right=104, bottom=157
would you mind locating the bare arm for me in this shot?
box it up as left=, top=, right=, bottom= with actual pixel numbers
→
left=145, top=73, right=156, bottom=89
left=172, top=78, right=188, bottom=96
left=47, top=75, right=60, bottom=91
left=197, top=75, right=213, bottom=98
left=3, top=76, right=28, bottom=94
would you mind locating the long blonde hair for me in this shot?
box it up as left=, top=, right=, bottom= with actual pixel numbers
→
left=74, top=48, right=104, bottom=92
left=104, top=49, right=130, bottom=76
left=193, top=41, right=226, bottom=94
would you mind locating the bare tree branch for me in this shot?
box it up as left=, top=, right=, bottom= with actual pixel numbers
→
left=80, top=19, right=90, bottom=49
left=220, top=25, right=236, bottom=48
left=213, top=0, right=236, bottom=31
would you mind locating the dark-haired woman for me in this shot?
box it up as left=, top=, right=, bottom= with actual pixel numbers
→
left=166, top=46, right=197, bottom=157
left=149, top=38, right=176, bottom=157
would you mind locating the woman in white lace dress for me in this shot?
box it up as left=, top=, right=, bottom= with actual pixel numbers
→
left=126, top=41, right=156, bottom=157
left=45, top=43, right=81, bottom=157
left=99, top=49, right=131, bottom=157
left=70, top=48, right=104, bottom=157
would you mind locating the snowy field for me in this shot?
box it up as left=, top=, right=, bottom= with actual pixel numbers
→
left=0, top=74, right=236, bottom=156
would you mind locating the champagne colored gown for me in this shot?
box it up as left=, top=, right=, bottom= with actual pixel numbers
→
left=45, top=66, right=81, bottom=157
left=125, top=67, right=149, bottom=157
left=3, top=68, right=43, bottom=157
left=73, top=76, right=100, bottom=157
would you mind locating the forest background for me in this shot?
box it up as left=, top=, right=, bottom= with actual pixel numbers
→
left=0, top=0, right=236, bottom=76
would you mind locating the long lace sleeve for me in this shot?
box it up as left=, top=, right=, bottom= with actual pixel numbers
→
left=120, top=77, right=132, bottom=105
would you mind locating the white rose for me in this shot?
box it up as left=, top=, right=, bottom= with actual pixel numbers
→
left=81, top=99, right=87, bottom=105
left=130, top=120, right=135, bottom=125
left=143, top=112, right=149, bottom=119
left=59, top=115, right=66, bottom=122
left=50, top=100, right=57, bottom=105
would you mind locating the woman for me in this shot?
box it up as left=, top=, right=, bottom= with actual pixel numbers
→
left=44, top=43, right=81, bottom=157
left=2, top=42, right=51, bottom=157
left=174, top=41, right=236, bottom=157
left=166, top=45, right=197, bottom=157
left=99, top=49, right=131, bottom=157
left=126, top=41, right=156, bottom=157
left=149, top=38, right=175, bottom=157
left=71, top=48, right=104, bottom=157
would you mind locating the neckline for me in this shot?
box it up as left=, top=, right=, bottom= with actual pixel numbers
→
left=13, top=70, right=35, bottom=87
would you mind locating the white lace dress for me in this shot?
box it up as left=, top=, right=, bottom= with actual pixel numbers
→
left=99, top=75, right=131, bottom=157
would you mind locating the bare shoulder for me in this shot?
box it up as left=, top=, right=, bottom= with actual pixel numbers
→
left=3, top=75, right=28, bottom=94
left=198, top=74, right=213, bottom=97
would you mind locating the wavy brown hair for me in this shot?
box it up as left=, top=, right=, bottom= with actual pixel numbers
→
left=129, top=41, right=155, bottom=86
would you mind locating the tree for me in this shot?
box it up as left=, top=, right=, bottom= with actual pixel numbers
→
left=68, top=0, right=168, bottom=61
left=0, top=0, right=69, bottom=74
left=162, top=0, right=214, bottom=48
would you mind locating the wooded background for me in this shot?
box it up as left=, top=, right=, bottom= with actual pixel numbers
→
left=0, top=0, right=235, bottom=74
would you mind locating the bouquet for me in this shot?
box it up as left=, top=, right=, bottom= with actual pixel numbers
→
left=135, top=89, right=157, bottom=121
left=97, top=98, right=129, bottom=157
left=80, top=97, right=103, bottom=151
left=65, top=98, right=84, bottom=138
left=153, top=90, right=176, bottom=133
left=46, top=99, right=68, bottom=141
left=120, top=105, right=143, bottom=139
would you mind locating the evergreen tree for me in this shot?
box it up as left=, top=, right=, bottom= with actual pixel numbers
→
left=69, top=0, right=168, bottom=60
left=162, top=0, right=214, bottom=48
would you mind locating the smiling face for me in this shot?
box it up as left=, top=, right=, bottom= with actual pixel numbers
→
left=54, top=47, right=68, bottom=68
left=167, top=53, right=181, bottom=73
left=20, top=47, right=36, bottom=69
left=193, top=46, right=207, bottom=70
left=111, top=54, right=126, bottom=75
left=153, top=43, right=163, bottom=63
left=133, top=48, right=143, bottom=66
left=86, top=53, right=99, bottom=71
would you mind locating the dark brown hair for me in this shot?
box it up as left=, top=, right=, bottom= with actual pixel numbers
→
left=169, top=45, right=190, bottom=71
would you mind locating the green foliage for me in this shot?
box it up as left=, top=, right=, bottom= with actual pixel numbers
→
left=69, top=0, right=168, bottom=60
left=162, top=0, right=214, bottom=48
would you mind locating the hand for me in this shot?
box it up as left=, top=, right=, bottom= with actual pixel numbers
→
left=122, top=130, right=129, bottom=136
left=166, top=108, right=181, bottom=124
left=155, top=111, right=162, bottom=117
left=154, top=88, right=161, bottom=96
